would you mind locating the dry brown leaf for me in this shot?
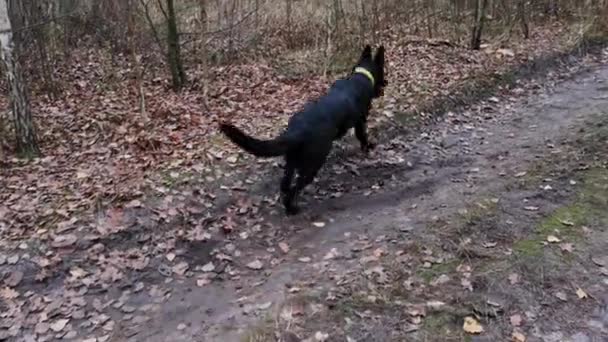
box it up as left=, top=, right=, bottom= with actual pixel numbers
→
left=555, top=291, right=567, bottom=301
left=4, top=271, right=23, bottom=287
left=0, top=287, right=19, bottom=299
left=50, top=319, right=69, bottom=332
left=510, top=314, right=522, bottom=327
left=201, top=262, right=215, bottom=273
left=196, top=278, right=211, bottom=287
left=591, top=256, right=608, bottom=267
left=246, top=260, right=263, bottom=270
left=512, top=331, right=526, bottom=342
left=508, top=273, right=520, bottom=285
left=166, top=253, right=176, bottom=262
left=576, top=288, right=588, bottom=299
left=559, top=243, right=574, bottom=252
left=51, top=234, right=78, bottom=248
left=278, top=242, right=290, bottom=254
left=172, top=262, right=189, bottom=276
left=463, top=316, right=484, bottom=334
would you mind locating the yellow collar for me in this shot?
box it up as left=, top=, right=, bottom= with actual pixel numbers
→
left=354, top=67, right=375, bottom=87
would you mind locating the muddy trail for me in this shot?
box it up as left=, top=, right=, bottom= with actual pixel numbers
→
left=122, top=59, right=608, bottom=341
left=1, top=54, right=608, bottom=342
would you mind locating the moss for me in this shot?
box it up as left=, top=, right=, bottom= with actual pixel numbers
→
left=457, top=199, right=499, bottom=227
left=514, top=167, right=608, bottom=258
left=240, top=315, right=275, bottom=342
left=422, top=312, right=453, bottom=334
left=418, top=260, right=459, bottom=282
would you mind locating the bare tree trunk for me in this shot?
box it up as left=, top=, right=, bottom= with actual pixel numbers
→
left=0, top=0, right=40, bottom=157
left=165, top=0, right=186, bottom=91
left=199, top=0, right=209, bottom=110
left=518, top=0, right=529, bottom=39
left=285, top=0, right=292, bottom=26
left=470, top=0, right=489, bottom=50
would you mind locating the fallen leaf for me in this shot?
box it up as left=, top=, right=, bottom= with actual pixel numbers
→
left=172, top=262, right=189, bottom=276
left=246, top=260, right=263, bottom=270
left=4, top=271, right=23, bottom=287
left=430, top=274, right=450, bottom=286
left=125, top=199, right=142, bottom=208
left=512, top=331, right=526, bottom=342
left=496, top=48, right=515, bottom=57
left=298, top=257, right=311, bottom=263
left=201, top=262, right=215, bottom=272
left=463, top=316, right=484, bottom=334
left=482, top=241, right=497, bottom=248
left=547, top=235, right=561, bottom=243
left=50, top=319, right=69, bottom=332
left=257, top=302, right=272, bottom=310
left=51, top=234, right=78, bottom=248
left=196, top=278, right=211, bottom=287
left=591, top=256, right=608, bottom=267
left=555, top=291, right=567, bottom=301
left=508, top=273, right=520, bottom=285
left=323, top=248, right=339, bottom=260
left=35, top=322, right=50, bottom=335
left=278, top=242, right=290, bottom=254
left=0, top=287, right=19, bottom=299
left=559, top=243, right=574, bottom=253
left=166, top=253, right=176, bottom=262
left=576, top=288, right=588, bottom=299
left=7, top=255, right=18, bottom=264
left=510, top=314, right=522, bottom=327
left=315, top=331, right=329, bottom=341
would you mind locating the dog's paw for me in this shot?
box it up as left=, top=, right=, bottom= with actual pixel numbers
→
left=285, top=206, right=300, bottom=216
left=362, top=141, right=376, bottom=153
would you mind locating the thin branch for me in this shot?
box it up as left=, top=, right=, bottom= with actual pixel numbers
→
left=156, top=0, right=169, bottom=20
left=139, top=0, right=167, bottom=57
left=179, top=9, right=256, bottom=37
left=0, top=10, right=80, bottom=34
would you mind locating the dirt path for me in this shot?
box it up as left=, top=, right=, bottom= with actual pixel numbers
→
left=122, top=58, right=608, bottom=342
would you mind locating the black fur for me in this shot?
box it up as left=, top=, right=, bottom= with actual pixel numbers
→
left=220, top=45, right=387, bottom=215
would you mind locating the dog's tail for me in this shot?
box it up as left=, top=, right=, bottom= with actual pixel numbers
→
left=220, top=123, right=292, bottom=157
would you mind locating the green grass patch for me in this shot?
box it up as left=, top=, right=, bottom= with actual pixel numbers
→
left=514, top=167, right=608, bottom=258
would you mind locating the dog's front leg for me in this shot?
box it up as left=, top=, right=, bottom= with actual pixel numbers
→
left=355, top=121, right=375, bottom=153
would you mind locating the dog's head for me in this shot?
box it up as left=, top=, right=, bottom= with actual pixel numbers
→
left=353, top=45, right=387, bottom=98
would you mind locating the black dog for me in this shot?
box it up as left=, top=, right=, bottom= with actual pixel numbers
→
left=220, top=45, right=387, bottom=215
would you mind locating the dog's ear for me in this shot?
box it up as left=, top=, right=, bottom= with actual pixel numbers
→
left=374, top=46, right=385, bottom=67
left=359, top=45, right=372, bottom=61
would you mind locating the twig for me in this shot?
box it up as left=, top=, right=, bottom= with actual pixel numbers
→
left=0, top=11, right=80, bottom=34
left=156, top=0, right=169, bottom=20
left=180, top=9, right=256, bottom=38
left=140, top=0, right=167, bottom=57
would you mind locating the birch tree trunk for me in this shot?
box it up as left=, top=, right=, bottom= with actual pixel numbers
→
left=0, top=0, right=40, bottom=157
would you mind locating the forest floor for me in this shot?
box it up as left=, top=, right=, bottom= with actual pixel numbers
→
left=1, top=22, right=608, bottom=342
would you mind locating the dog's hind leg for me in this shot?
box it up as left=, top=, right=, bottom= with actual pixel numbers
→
left=355, top=121, right=375, bottom=152
left=280, top=161, right=295, bottom=211
left=284, top=168, right=319, bottom=215
left=281, top=165, right=295, bottom=194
